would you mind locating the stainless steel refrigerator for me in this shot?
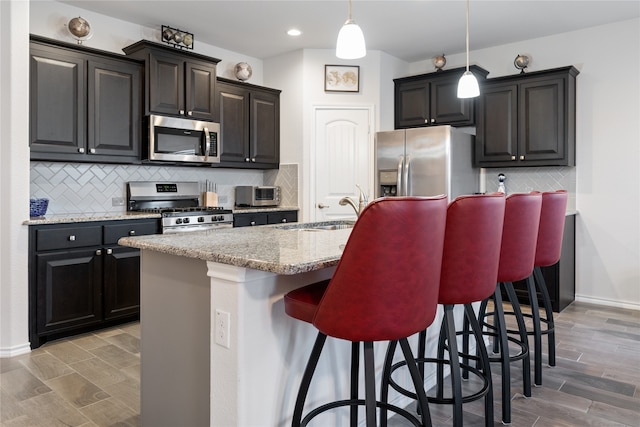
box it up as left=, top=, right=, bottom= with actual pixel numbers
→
left=375, top=126, right=479, bottom=200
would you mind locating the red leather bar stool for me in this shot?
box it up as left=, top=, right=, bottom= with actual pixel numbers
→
left=478, top=192, right=542, bottom=424
left=521, top=190, right=569, bottom=386
left=284, top=196, right=448, bottom=427
left=380, top=193, right=506, bottom=427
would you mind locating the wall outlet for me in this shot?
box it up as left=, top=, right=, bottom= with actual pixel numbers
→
left=112, top=197, right=125, bottom=206
left=215, top=309, right=231, bottom=349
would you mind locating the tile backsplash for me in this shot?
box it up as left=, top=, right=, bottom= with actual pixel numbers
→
left=482, top=166, right=576, bottom=210
left=30, top=162, right=299, bottom=215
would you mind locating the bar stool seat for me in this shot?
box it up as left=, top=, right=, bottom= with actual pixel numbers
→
left=284, top=196, right=448, bottom=427
left=380, top=193, right=506, bottom=427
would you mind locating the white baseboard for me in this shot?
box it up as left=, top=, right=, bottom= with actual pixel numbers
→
left=574, top=295, right=640, bottom=311
left=0, top=342, right=31, bottom=358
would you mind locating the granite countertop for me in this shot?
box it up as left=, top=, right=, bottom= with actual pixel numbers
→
left=119, top=220, right=354, bottom=275
left=24, top=212, right=161, bottom=225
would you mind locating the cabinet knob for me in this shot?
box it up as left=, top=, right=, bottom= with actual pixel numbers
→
left=89, top=148, right=96, bottom=154
left=251, top=158, right=256, bottom=162
left=106, top=248, right=113, bottom=255
left=424, top=119, right=429, bottom=124
left=78, top=148, right=85, bottom=153
left=69, top=235, right=76, bottom=241
left=96, top=249, right=102, bottom=256
left=281, top=218, right=287, bottom=223
left=511, top=156, right=516, bottom=161
left=245, top=158, right=250, bottom=162
left=250, top=221, right=256, bottom=226
left=187, top=111, right=193, bottom=116
left=129, top=230, right=136, bottom=236
left=179, top=110, right=185, bottom=115
left=520, top=155, right=525, bottom=160
left=431, top=118, right=436, bottom=124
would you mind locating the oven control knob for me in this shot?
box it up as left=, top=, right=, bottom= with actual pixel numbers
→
left=183, top=217, right=190, bottom=224
left=176, top=218, right=183, bottom=224
left=198, top=217, right=205, bottom=223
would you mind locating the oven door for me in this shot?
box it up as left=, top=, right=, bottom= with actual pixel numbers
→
left=147, top=115, right=220, bottom=164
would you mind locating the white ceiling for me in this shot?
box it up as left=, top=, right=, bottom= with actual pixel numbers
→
left=58, top=0, right=639, bottom=62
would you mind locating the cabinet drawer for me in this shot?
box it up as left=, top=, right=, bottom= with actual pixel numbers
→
left=36, top=226, right=102, bottom=251
left=103, top=220, right=159, bottom=245
left=267, top=211, right=298, bottom=224
left=233, top=214, right=268, bottom=227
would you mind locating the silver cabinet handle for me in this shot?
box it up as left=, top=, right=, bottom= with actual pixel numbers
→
left=520, top=155, right=525, bottom=160
left=317, top=203, right=330, bottom=209
left=129, top=230, right=136, bottom=236
left=78, top=148, right=85, bottom=153
left=106, top=248, right=113, bottom=255
left=250, top=221, right=256, bottom=226
left=281, top=218, right=287, bottom=223
left=511, top=155, right=516, bottom=160
left=188, top=111, right=193, bottom=116
left=96, top=249, right=102, bottom=256
left=431, top=118, right=436, bottom=124
left=251, top=158, right=256, bottom=162
left=89, top=148, right=96, bottom=154
left=424, top=119, right=429, bottom=123
left=179, top=109, right=185, bottom=115
left=245, top=158, right=250, bottom=162
left=69, top=235, right=76, bottom=241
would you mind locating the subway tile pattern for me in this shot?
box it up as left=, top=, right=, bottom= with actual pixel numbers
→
left=484, top=166, right=576, bottom=210
left=29, top=162, right=299, bottom=215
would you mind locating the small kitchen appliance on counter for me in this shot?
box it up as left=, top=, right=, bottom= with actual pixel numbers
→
left=127, top=181, right=232, bottom=233
left=235, top=186, right=281, bottom=207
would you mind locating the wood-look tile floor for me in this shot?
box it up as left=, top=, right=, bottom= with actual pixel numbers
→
left=1, top=301, right=639, bottom=426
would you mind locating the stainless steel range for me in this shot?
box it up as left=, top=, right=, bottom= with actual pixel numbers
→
left=127, top=181, right=233, bottom=234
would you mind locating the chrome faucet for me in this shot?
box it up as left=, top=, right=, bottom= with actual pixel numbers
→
left=339, top=185, right=369, bottom=217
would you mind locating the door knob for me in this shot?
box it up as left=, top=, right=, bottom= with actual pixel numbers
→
left=317, top=203, right=330, bottom=209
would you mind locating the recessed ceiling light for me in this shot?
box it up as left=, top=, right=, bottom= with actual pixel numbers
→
left=287, top=28, right=302, bottom=37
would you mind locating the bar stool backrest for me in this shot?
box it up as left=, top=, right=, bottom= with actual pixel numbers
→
left=313, top=196, right=448, bottom=342
left=535, top=190, right=569, bottom=267
left=497, top=192, right=543, bottom=283
left=439, top=193, right=506, bottom=305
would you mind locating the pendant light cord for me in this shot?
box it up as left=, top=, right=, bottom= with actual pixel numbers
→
left=465, top=0, right=470, bottom=72
left=348, top=0, right=353, bottom=21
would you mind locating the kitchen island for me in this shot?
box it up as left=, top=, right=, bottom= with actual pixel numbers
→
left=119, top=220, right=446, bottom=426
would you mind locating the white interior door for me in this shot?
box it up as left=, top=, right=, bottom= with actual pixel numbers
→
left=313, top=107, right=373, bottom=221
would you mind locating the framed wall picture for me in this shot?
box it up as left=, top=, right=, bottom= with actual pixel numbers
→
left=324, top=65, right=360, bottom=92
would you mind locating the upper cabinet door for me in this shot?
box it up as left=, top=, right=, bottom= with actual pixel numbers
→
left=395, top=80, right=430, bottom=128
left=250, top=89, right=280, bottom=166
left=185, top=60, right=216, bottom=121
left=430, top=76, right=474, bottom=126
left=87, top=58, right=142, bottom=158
left=148, top=51, right=184, bottom=116
left=30, top=44, right=86, bottom=155
left=475, top=83, right=519, bottom=165
left=216, top=81, right=250, bottom=163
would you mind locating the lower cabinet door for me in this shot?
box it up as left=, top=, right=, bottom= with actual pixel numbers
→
left=35, top=248, right=103, bottom=333
left=103, top=246, right=141, bottom=320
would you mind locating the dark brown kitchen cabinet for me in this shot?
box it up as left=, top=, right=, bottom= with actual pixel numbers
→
left=394, top=65, right=489, bottom=129
left=123, top=40, right=220, bottom=121
left=29, top=218, right=159, bottom=348
left=216, top=78, right=281, bottom=168
left=233, top=210, right=297, bottom=227
left=29, top=35, right=142, bottom=163
left=475, top=66, right=579, bottom=167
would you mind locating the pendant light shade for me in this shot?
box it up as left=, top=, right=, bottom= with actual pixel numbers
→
left=336, top=0, right=366, bottom=59
left=457, top=0, right=479, bottom=98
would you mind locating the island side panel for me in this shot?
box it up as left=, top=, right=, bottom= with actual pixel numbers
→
left=207, top=262, right=337, bottom=426
left=139, top=250, right=211, bottom=427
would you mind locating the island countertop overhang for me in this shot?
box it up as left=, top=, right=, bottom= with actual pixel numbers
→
left=118, top=220, right=355, bottom=275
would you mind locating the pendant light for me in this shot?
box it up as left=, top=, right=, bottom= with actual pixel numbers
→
left=457, top=0, right=480, bottom=98
left=336, top=0, right=366, bottom=59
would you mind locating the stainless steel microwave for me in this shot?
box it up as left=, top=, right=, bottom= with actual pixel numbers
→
left=235, top=186, right=281, bottom=207
left=145, top=115, right=220, bottom=164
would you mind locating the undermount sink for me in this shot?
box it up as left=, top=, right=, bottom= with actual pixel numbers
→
left=275, top=220, right=355, bottom=232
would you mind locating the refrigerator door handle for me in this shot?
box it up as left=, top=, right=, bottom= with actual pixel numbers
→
left=397, top=156, right=404, bottom=196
